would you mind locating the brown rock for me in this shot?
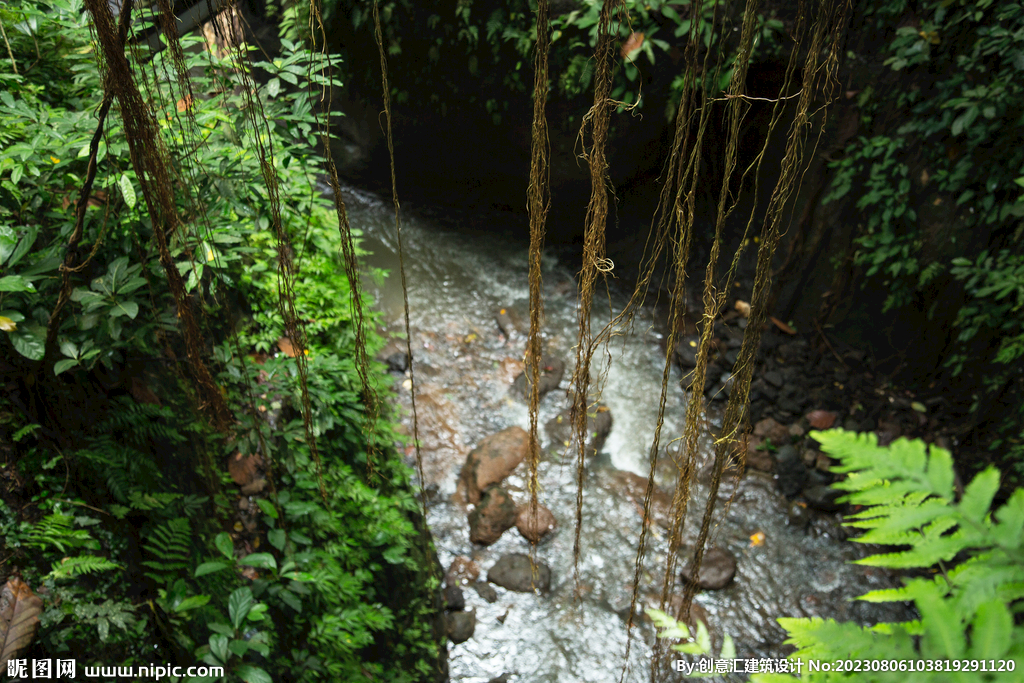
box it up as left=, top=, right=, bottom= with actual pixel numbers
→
left=468, top=487, right=517, bottom=545
left=815, top=452, right=834, bottom=473
left=516, top=504, right=557, bottom=543
left=446, top=556, right=480, bottom=585
left=613, top=470, right=674, bottom=529
left=458, top=427, right=532, bottom=504
left=227, top=452, right=262, bottom=486
left=788, top=423, right=806, bottom=438
left=805, top=410, right=838, bottom=430
left=744, top=438, right=775, bottom=472
left=512, top=353, right=565, bottom=399
left=680, top=547, right=737, bottom=590
left=753, top=417, right=789, bottom=446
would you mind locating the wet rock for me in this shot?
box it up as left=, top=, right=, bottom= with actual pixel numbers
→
left=469, top=487, right=517, bottom=545
left=805, top=409, right=838, bottom=430
left=516, top=503, right=557, bottom=543
left=763, top=370, right=783, bottom=388
left=680, top=547, right=737, bottom=590
left=446, top=556, right=480, bottom=585
left=447, top=609, right=476, bottom=644
left=488, top=553, right=552, bottom=593
left=385, top=351, right=409, bottom=373
left=803, top=484, right=842, bottom=512
left=788, top=423, right=805, bottom=438
left=471, top=581, right=498, bottom=603
left=545, top=404, right=612, bottom=458
left=744, top=438, right=775, bottom=473
left=787, top=501, right=812, bottom=530
left=487, top=675, right=512, bottom=683
left=674, top=336, right=700, bottom=367
left=495, top=308, right=515, bottom=336
left=458, top=427, right=531, bottom=504
left=815, top=452, right=834, bottom=473
left=876, top=417, right=902, bottom=447
left=775, top=445, right=808, bottom=497
left=444, top=584, right=466, bottom=612
left=753, top=417, right=790, bottom=446
left=512, top=354, right=565, bottom=399
left=613, top=469, right=674, bottom=529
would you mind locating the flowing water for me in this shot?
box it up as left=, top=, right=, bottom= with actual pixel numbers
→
left=342, top=186, right=910, bottom=682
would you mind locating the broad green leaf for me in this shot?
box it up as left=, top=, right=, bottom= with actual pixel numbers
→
left=209, top=633, right=229, bottom=663
left=173, top=594, right=210, bottom=612
left=0, top=226, right=16, bottom=264
left=110, top=300, right=139, bottom=319
left=239, top=553, right=277, bottom=571
left=228, top=587, right=253, bottom=630
left=118, top=173, right=136, bottom=209
left=59, top=340, right=78, bottom=358
left=267, top=528, right=286, bottom=551
left=53, top=358, right=79, bottom=375
left=0, top=275, right=35, bottom=292
left=255, top=498, right=278, bottom=519
left=215, top=532, right=234, bottom=560
left=194, top=561, right=229, bottom=577
left=236, top=665, right=272, bottom=683
left=11, top=324, right=45, bottom=361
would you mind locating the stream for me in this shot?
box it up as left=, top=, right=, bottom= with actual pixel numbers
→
left=342, top=185, right=911, bottom=682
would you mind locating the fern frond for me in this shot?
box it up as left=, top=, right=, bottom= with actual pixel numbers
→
left=142, top=518, right=192, bottom=585
left=25, top=514, right=93, bottom=553
left=48, top=555, right=121, bottom=580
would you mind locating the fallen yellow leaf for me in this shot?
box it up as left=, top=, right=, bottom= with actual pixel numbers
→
left=0, top=316, right=16, bottom=332
left=749, top=531, right=765, bottom=547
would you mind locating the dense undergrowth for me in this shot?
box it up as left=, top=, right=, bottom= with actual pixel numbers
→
left=0, top=1, right=439, bottom=680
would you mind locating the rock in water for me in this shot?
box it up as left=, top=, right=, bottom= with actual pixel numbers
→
left=447, top=609, right=476, bottom=644
left=775, top=445, right=808, bottom=497
left=680, top=547, right=737, bottom=590
left=458, top=427, right=531, bottom=504
left=471, top=581, right=498, bottom=603
left=468, top=487, right=517, bottom=545
left=515, top=503, right=557, bottom=543
left=512, top=353, right=565, bottom=399
left=443, top=584, right=465, bottom=612
left=544, top=404, right=612, bottom=458
left=487, top=553, right=552, bottom=593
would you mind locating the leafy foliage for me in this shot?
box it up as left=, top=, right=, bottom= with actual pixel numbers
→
left=758, top=430, right=1024, bottom=682
left=0, top=0, right=438, bottom=679
left=823, top=0, right=1024, bottom=472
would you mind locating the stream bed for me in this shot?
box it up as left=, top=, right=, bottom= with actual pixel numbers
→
left=343, top=186, right=910, bottom=682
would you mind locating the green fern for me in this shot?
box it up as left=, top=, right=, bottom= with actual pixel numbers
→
left=25, top=514, right=94, bottom=553
left=142, top=517, right=192, bottom=585
left=47, top=554, right=121, bottom=580
left=757, top=430, right=1024, bottom=682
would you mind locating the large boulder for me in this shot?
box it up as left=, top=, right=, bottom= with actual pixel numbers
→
left=515, top=503, right=557, bottom=543
left=487, top=553, right=552, bottom=593
left=468, top=487, right=517, bottom=545
left=458, top=427, right=532, bottom=504
left=544, top=404, right=612, bottom=458
left=680, top=547, right=737, bottom=590
left=512, top=353, right=565, bottom=399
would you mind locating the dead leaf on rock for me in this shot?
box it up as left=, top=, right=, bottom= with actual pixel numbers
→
left=0, top=577, right=44, bottom=667
left=805, top=410, right=837, bottom=430
left=734, top=300, right=751, bottom=317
